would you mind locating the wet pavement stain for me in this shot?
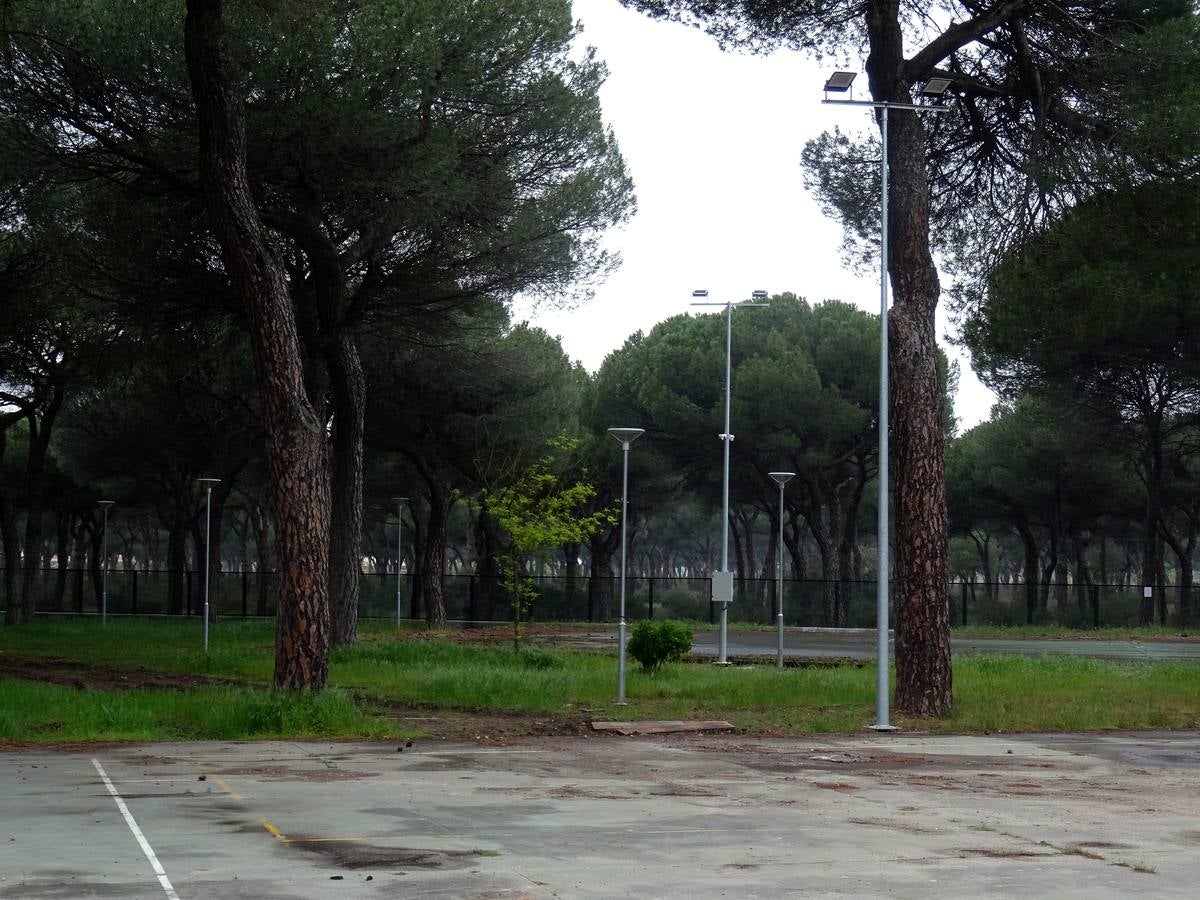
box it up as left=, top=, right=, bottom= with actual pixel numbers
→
left=285, top=837, right=476, bottom=870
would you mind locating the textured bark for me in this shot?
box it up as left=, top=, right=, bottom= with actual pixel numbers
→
left=1140, top=440, right=1164, bottom=624
left=421, top=485, right=450, bottom=629
left=803, top=474, right=846, bottom=627
left=54, top=511, right=70, bottom=608
left=784, top=509, right=806, bottom=581
left=472, top=499, right=503, bottom=620
left=563, top=540, right=581, bottom=615
left=328, top=332, right=365, bottom=645
left=250, top=503, right=272, bottom=616
left=588, top=526, right=619, bottom=621
left=166, top=509, right=188, bottom=616
left=185, top=0, right=330, bottom=690
left=1073, top=532, right=1092, bottom=613
left=868, top=4, right=952, bottom=716
left=1017, top=520, right=1039, bottom=624
left=13, top=391, right=61, bottom=624
left=0, top=426, right=19, bottom=614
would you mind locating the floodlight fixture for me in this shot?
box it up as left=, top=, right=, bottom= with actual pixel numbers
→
left=692, top=289, right=709, bottom=298
left=824, top=71, right=857, bottom=94
left=768, top=471, right=796, bottom=486
left=919, top=76, right=953, bottom=97
left=751, top=290, right=769, bottom=300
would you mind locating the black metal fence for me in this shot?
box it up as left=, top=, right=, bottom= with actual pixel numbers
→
left=0, top=568, right=1190, bottom=628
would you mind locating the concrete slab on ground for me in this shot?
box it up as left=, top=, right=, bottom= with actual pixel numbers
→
left=3, top=732, right=1199, bottom=898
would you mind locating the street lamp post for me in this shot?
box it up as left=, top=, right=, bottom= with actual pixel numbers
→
left=392, top=497, right=408, bottom=628
left=97, top=501, right=115, bottom=625
left=690, top=289, right=769, bottom=665
left=607, top=427, right=644, bottom=704
left=197, top=478, right=221, bottom=653
left=823, top=71, right=951, bottom=730
left=767, top=473, right=795, bottom=669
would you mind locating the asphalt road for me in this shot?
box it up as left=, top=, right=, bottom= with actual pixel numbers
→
left=556, top=628, right=1200, bottom=662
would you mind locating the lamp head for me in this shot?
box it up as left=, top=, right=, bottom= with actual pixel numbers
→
left=97, top=500, right=116, bottom=509
left=607, top=427, right=645, bottom=445
left=919, top=76, right=953, bottom=98
left=824, top=71, right=857, bottom=93
left=768, top=471, right=796, bottom=487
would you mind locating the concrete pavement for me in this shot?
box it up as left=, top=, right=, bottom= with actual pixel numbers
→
left=3, top=732, right=1200, bottom=898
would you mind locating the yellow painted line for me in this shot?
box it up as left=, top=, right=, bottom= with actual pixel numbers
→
left=258, top=818, right=287, bottom=843
left=212, top=778, right=243, bottom=802
left=214, top=775, right=347, bottom=846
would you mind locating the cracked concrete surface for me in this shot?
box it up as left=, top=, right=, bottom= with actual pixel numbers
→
left=2, top=732, right=1198, bottom=898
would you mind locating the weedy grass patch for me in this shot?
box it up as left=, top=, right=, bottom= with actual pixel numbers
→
left=2, top=618, right=1199, bottom=740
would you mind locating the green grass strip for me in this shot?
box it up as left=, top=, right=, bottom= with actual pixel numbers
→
left=0, top=679, right=397, bottom=742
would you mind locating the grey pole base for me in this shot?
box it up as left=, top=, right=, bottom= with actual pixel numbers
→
left=869, top=723, right=901, bottom=732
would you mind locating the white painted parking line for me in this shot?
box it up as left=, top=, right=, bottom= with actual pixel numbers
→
left=92, top=759, right=181, bottom=900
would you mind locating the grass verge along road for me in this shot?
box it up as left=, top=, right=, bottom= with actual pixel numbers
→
left=1, top=619, right=1197, bottom=742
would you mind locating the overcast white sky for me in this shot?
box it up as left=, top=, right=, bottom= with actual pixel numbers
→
left=515, top=0, right=998, bottom=429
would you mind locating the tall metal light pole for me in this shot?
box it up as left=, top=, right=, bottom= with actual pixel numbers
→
left=767, top=473, right=795, bottom=668
left=97, top=501, right=115, bottom=625
left=197, top=478, right=221, bottom=653
left=607, top=427, right=644, bottom=704
left=392, top=497, right=408, bottom=628
left=823, top=71, right=951, bottom=729
left=690, top=289, right=769, bottom=664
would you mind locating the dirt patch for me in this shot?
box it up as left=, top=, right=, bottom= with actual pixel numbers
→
left=411, top=624, right=602, bottom=647
left=386, top=705, right=595, bottom=744
left=0, top=655, right=240, bottom=692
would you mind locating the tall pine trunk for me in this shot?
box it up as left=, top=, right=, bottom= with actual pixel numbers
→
left=867, top=11, right=952, bottom=715
left=185, top=0, right=330, bottom=690
left=421, top=487, right=450, bottom=629
left=328, top=332, right=365, bottom=646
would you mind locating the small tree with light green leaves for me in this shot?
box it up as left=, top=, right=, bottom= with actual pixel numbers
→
left=483, top=438, right=616, bottom=651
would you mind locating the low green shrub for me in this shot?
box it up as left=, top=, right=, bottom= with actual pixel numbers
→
left=627, top=619, right=693, bottom=673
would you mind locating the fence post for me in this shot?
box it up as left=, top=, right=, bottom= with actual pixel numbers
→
left=241, top=570, right=248, bottom=619
left=131, top=570, right=139, bottom=615
left=1091, top=584, right=1100, bottom=629
left=648, top=577, right=654, bottom=620
left=468, top=575, right=477, bottom=622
